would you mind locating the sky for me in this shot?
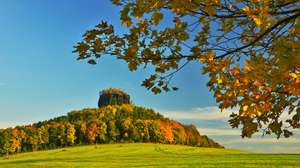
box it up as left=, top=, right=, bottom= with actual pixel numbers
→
left=0, top=0, right=299, bottom=153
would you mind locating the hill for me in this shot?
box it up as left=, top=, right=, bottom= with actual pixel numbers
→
left=0, top=104, right=222, bottom=156
left=1, top=143, right=300, bottom=168
left=0, top=88, right=223, bottom=156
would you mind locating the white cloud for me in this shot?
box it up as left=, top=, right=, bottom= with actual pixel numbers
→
left=269, top=146, right=300, bottom=153
left=224, top=137, right=300, bottom=145
left=197, top=127, right=241, bottom=136
left=196, top=127, right=300, bottom=153
left=158, top=106, right=235, bottom=121
left=198, top=127, right=300, bottom=138
left=159, top=106, right=297, bottom=123
left=157, top=106, right=300, bottom=153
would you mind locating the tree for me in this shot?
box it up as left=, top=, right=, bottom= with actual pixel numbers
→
left=26, top=127, right=40, bottom=151
left=87, top=122, right=98, bottom=144
left=58, top=124, right=67, bottom=147
left=0, top=129, right=12, bottom=156
left=37, top=126, right=49, bottom=149
left=10, top=128, right=23, bottom=153
left=107, top=120, right=119, bottom=142
left=134, top=119, right=150, bottom=142
left=97, top=121, right=107, bottom=143
left=48, top=124, right=59, bottom=149
left=120, top=118, right=132, bottom=141
left=66, top=123, right=76, bottom=146
left=148, top=122, right=164, bottom=143
left=74, top=0, right=300, bottom=138
left=78, top=122, right=88, bottom=144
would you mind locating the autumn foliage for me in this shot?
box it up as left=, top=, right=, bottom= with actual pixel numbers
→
left=0, top=104, right=222, bottom=156
left=74, top=0, right=300, bottom=138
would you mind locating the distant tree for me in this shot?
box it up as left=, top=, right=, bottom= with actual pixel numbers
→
left=87, top=122, right=98, bottom=144
left=58, top=124, right=66, bottom=147
left=78, top=122, right=88, bottom=144
left=74, top=0, right=300, bottom=138
left=27, top=127, right=39, bottom=151
left=10, top=128, right=23, bottom=153
left=66, top=123, right=76, bottom=146
left=157, top=121, right=174, bottom=144
left=107, top=120, right=119, bottom=142
left=0, top=129, right=11, bottom=156
left=148, top=122, right=163, bottom=143
left=170, top=121, right=187, bottom=144
left=48, top=125, right=59, bottom=149
left=135, top=119, right=150, bottom=142
left=120, top=118, right=132, bottom=141
left=97, top=121, right=107, bottom=143
left=37, top=126, right=49, bottom=149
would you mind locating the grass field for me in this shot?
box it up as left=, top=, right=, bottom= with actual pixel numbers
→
left=0, top=143, right=299, bottom=168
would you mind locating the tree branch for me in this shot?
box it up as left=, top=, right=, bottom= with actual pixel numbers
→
left=215, top=12, right=300, bottom=59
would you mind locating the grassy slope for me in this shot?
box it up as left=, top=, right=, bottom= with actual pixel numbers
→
left=0, top=143, right=299, bottom=168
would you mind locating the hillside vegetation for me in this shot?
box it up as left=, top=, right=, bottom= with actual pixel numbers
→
left=1, top=143, right=300, bottom=168
left=0, top=104, right=222, bottom=156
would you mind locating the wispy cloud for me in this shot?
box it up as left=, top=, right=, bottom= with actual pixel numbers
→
left=222, top=136, right=300, bottom=153
left=223, top=137, right=300, bottom=145
left=159, top=106, right=234, bottom=121
left=269, top=146, right=300, bottom=153
left=159, top=106, right=296, bottom=122
left=198, top=127, right=300, bottom=153
left=197, top=127, right=241, bottom=136
left=198, top=127, right=300, bottom=138
left=157, top=106, right=300, bottom=153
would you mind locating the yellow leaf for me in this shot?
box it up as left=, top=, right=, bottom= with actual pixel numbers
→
left=200, top=51, right=215, bottom=63
left=242, top=105, right=249, bottom=111
left=289, top=72, right=298, bottom=79
left=244, top=61, right=252, bottom=72
left=242, top=6, right=250, bottom=14
left=216, top=94, right=222, bottom=98
left=253, top=17, right=262, bottom=27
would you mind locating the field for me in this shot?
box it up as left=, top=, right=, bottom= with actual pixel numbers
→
left=0, top=143, right=299, bottom=168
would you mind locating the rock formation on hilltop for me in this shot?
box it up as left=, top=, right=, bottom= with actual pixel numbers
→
left=98, top=88, right=130, bottom=107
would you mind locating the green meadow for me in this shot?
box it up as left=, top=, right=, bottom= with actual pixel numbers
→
left=0, top=143, right=299, bottom=168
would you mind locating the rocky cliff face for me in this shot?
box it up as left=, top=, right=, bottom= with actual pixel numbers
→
left=98, top=88, right=130, bottom=107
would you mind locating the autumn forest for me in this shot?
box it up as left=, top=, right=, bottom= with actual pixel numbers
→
left=0, top=89, right=222, bottom=156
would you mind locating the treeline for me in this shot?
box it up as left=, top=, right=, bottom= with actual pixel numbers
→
left=0, top=104, right=223, bottom=156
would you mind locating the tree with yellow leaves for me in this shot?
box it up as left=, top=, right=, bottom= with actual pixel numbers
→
left=66, top=123, right=76, bottom=146
left=74, top=0, right=300, bottom=138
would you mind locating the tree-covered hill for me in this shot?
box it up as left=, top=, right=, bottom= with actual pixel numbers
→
left=0, top=104, right=223, bottom=156
left=0, top=88, right=223, bottom=156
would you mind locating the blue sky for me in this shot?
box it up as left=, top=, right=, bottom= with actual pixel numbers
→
left=0, top=0, right=299, bottom=153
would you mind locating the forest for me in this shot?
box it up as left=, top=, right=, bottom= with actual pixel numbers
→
left=0, top=104, right=223, bottom=156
